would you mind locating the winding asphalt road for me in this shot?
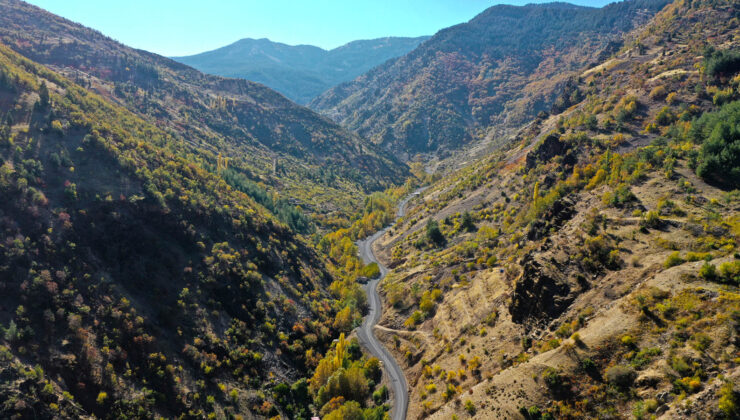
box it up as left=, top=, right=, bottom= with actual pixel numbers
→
left=356, top=189, right=424, bottom=420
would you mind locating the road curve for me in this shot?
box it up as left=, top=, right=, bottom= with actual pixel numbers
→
left=356, top=188, right=425, bottom=420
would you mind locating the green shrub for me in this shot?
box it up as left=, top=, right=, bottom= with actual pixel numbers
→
left=718, top=381, right=739, bottom=418
left=372, top=385, right=389, bottom=405
left=3, top=320, right=18, bottom=342
left=640, top=211, right=662, bottom=229
left=528, top=406, right=542, bottom=418
left=633, top=398, right=659, bottom=419
left=671, top=356, right=693, bottom=377
left=542, top=367, right=563, bottom=390
left=620, top=335, right=636, bottom=347
left=691, top=333, right=712, bottom=352
left=404, top=311, right=424, bottom=328
left=664, top=252, right=684, bottom=268
left=699, top=262, right=718, bottom=281
left=719, top=261, right=740, bottom=284
left=630, top=347, right=662, bottom=369
left=96, top=391, right=108, bottom=405
left=555, top=323, right=572, bottom=338
left=486, top=255, right=498, bottom=267
left=649, top=86, right=667, bottom=100
left=686, top=252, right=711, bottom=262
left=605, top=365, right=636, bottom=388
left=655, top=106, right=674, bottom=126
left=419, top=292, right=436, bottom=315
left=464, top=400, right=476, bottom=415
left=713, top=88, right=735, bottom=106
left=604, top=183, right=636, bottom=208
left=581, top=358, right=596, bottom=372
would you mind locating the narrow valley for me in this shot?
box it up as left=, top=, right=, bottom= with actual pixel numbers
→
left=0, top=0, right=738, bottom=419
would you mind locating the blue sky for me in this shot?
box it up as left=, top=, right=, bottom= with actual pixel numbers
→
left=26, top=0, right=615, bottom=56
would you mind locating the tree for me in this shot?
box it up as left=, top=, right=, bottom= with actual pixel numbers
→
left=324, top=401, right=364, bottom=420
left=333, top=306, right=353, bottom=331
left=691, top=100, right=740, bottom=187
left=0, top=70, right=14, bottom=92
left=3, top=320, right=18, bottom=342
left=585, top=114, right=598, bottom=130
left=316, top=366, right=369, bottom=407
left=38, top=82, right=50, bottom=109
left=704, top=47, right=740, bottom=79
left=460, top=211, right=477, bottom=232
left=426, top=219, right=445, bottom=246
left=364, top=358, right=381, bottom=382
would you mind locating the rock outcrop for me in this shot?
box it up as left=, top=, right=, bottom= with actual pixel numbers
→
left=508, top=251, right=587, bottom=327
left=525, top=134, right=571, bottom=169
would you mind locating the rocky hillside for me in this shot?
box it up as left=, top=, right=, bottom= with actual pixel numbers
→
left=310, top=0, right=670, bottom=160
left=368, top=0, right=740, bottom=418
left=173, top=36, right=430, bottom=104
left=0, top=0, right=408, bottom=225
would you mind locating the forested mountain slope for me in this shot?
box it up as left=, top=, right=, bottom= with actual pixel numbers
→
left=0, top=2, right=415, bottom=419
left=366, top=0, right=740, bottom=418
left=173, top=36, right=430, bottom=104
left=0, top=0, right=408, bottom=226
left=0, top=40, right=348, bottom=418
left=311, top=0, right=670, bottom=160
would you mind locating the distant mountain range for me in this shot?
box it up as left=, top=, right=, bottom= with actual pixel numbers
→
left=172, top=36, right=430, bottom=104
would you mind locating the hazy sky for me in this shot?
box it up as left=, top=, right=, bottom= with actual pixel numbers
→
left=26, top=0, right=615, bottom=56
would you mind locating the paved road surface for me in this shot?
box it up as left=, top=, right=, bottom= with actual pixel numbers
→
left=356, top=188, right=425, bottom=420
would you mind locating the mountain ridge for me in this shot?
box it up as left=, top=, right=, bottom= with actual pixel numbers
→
left=173, top=36, right=430, bottom=104
left=310, top=0, right=670, bottom=160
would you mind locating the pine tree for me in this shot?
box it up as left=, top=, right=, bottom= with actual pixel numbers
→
left=38, top=81, right=50, bottom=109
